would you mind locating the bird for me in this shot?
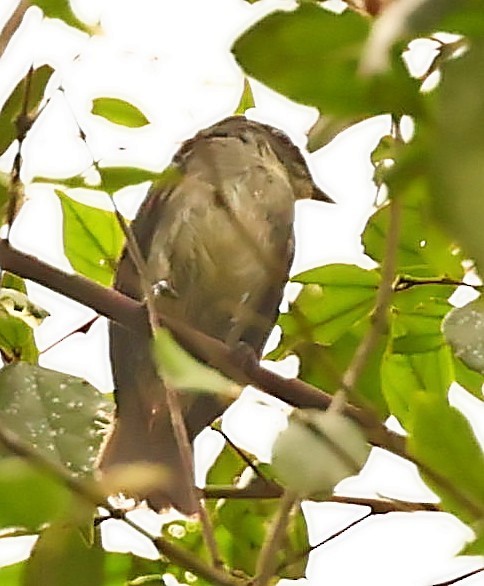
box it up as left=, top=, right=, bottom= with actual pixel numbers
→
left=98, top=115, right=333, bottom=514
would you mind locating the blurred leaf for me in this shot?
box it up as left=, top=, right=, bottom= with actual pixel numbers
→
left=408, top=394, right=484, bottom=524
left=0, top=309, right=38, bottom=363
left=360, top=0, right=458, bottom=75
left=443, top=297, right=484, bottom=375
left=31, top=0, right=92, bottom=33
left=56, top=189, right=124, bottom=286
left=152, top=327, right=241, bottom=399
left=92, top=97, right=150, bottom=128
left=217, top=499, right=309, bottom=579
left=24, top=523, right=104, bottom=586
left=453, top=357, right=484, bottom=400
left=461, top=523, right=484, bottom=556
left=0, top=561, right=25, bottom=584
left=307, top=114, right=366, bottom=152
left=381, top=345, right=453, bottom=426
left=234, top=78, right=255, bottom=115
left=0, top=363, right=112, bottom=476
left=0, top=457, right=71, bottom=530
left=162, top=519, right=208, bottom=584
left=1, top=272, right=27, bottom=293
left=430, top=40, right=484, bottom=276
left=35, top=165, right=180, bottom=195
left=273, top=410, right=370, bottom=499
left=233, top=5, right=421, bottom=117
left=233, top=5, right=368, bottom=116
left=271, top=264, right=379, bottom=352
left=0, top=65, right=54, bottom=156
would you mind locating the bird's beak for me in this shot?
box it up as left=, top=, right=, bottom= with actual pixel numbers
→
left=313, top=185, right=335, bottom=203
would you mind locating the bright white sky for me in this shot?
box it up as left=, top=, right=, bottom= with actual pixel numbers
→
left=0, top=1, right=482, bottom=584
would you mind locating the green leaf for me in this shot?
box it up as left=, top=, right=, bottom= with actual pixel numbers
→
left=453, top=357, right=484, bottom=401
left=206, top=441, right=247, bottom=487
left=408, top=394, right=484, bottom=524
left=217, top=499, right=309, bottom=579
left=92, top=97, right=150, bottom=128
left=0, top=309, right=38, bottom=363
left=152, top=327, right=241, bottom=398
left=36, top=165, right=181, bottom=195
left=24, top=523, right=104, bottom=586
left=0, top=65, right=54, bottom=156
left=363, top=177, right=464, bottom=278
left=56, top=189, right=124, bottom=286
left=0, top=458, right=71, bottom=530
left=233, top=5, right=368, bottom=116
left=233, top=5, right=421, bottom=117
left=0, top=561, right=25, bottom=585
left=274, top=264, right=379, bottom=349
left=430, top=40, right=484, bottom=276
left=234, top=78, right=255, bottom=115
left=0, top=363, right=112, bottom=476
left=31, top=0, right=92, bottom=33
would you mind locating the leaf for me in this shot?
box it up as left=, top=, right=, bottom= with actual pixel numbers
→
left=233, top=4, right=421, bottom=117
left=272, top=410, right=370, bottom=498
left=363, top=177, right=464, bottom=278
left=92, top=97, right=150, bottom=128
left=217, top=499, right=310, bottom=579
left=443, top=297, right=484, bottom=375
left=56, top=189, right=124, bottom=286
left=31, top=0, right=93, bottom=33
left=205, top=441, right=247, bottom=487
left=273, top=264, right=379, bottom=349
left=36, top=165, right=181, bottom=195
left=24, top=523, right=104, bottom=586
left=0, top=363, right=112, bottom=476
left=0, top=65, right=54, bottom=156
left=0, top=561, right=25, bottom=585
left=408, top=394, right=484, bottom=525
left=0, top=308, right=38, bottom=363
left=234, top=78, right=255, bottom=115
left=152, top=327, right=241, bottom=399
left=430, top=40, right=484, bottom=276
left=0, top=457, right=71, bottom=530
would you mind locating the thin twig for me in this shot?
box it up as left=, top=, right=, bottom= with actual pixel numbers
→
left=211, top=426, right=271, bottom=482
left=394, top=275, right=481, bottom=292
left=276, top=511, right=372, bottom=575
left=0, top=0, right=30, bottom=60
left=253, top=490, right=299, bottom=586
left=432, top=567, right=484, bottom=586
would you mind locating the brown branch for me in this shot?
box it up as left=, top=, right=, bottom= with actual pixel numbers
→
left=0, top=239, right=404, bottom=456
left=0, top=0, right=30, bottom=60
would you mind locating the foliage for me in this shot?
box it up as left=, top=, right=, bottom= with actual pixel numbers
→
left=0, top=1, right=483, bottom=586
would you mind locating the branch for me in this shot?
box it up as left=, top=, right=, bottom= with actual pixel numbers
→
left=0, top=239, right=405, bottom=457
left=0, top=0, right=30, bottom=60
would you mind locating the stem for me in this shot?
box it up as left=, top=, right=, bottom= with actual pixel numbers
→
left=253, top=490, right=299, bottom=586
